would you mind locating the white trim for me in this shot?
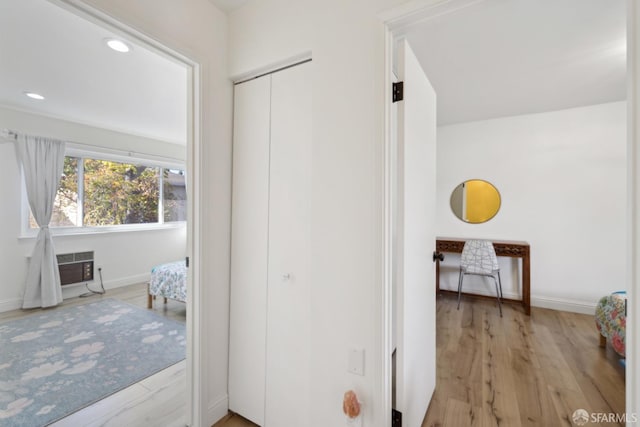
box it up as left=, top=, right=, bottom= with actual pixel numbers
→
left=207, top=394, right=229, bottom=425
left=3, top=132, right=184, bottom=168
left=93, top=272, right=150, bottom=289
left=380, top=0, right=485, bottom=35
left=230, top=51, right=312, bottom=83
left=627, top=0, right=639, bottom=422
left=19, top=222, right=186, bottom=240
left=0, top=273, right=152, bottom=314
left=187, top=60, right=205, bottom=427
left=60, top=272, right=150, bottom=300
left=52, top=1, right=204, bottom=426
left=380, top=19, right=395, bottom=427
left=439, top=284, right=599, bottom=314
left=529, top=296, right=597, bottom=315
left=0, top=298, right=23, bottom=313
left=439, top=285, right=599, bottom=314
left=65, top=144, right=185, bottom=169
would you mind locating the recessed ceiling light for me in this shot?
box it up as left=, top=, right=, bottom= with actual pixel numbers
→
left=24, top=92, right=45, bottom=100
left=105, top=38, right=131, bottom=53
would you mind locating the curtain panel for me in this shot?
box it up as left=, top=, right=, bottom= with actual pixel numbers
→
left=15, top=135, right=66, bottom=308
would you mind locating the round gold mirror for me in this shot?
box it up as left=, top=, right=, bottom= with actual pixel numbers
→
left=450, top=179, right=501, bottom=224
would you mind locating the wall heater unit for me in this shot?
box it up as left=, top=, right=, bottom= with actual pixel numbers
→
left=56, top=251, right=94, bottom=286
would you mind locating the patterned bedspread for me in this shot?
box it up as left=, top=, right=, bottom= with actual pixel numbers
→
left=149, top=260, right=187, bottom=302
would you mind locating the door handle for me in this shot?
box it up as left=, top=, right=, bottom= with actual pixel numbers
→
left=433, top=251, right=444, bottom=262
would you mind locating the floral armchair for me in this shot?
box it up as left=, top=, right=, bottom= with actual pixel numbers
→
left=595, top=291, right=626, bottom=358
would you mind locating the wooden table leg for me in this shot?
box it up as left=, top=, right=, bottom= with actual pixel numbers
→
left=147, top=283, right=152, bottom=309
left=523, top=251, right=530, bottom=315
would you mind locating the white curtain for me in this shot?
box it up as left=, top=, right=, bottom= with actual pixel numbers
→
left=15, top=135, right=66, bottom=308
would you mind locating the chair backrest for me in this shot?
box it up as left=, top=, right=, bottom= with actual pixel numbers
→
left=460, top=239, right=499, bottom=274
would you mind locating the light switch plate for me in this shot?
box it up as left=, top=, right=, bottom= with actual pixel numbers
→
left=348, top=348, right=364, bottom=376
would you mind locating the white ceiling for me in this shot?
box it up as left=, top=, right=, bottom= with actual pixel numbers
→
left=405, top=0, right=627, bottom=126
left=0, top=0, right=188, bottom=145
left=0, top=0, right=626, bottom=142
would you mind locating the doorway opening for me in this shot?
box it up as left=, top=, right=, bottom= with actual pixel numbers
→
left=0, top=0, right=202, bottom=424
left=383, top=0, right=633, bottom=425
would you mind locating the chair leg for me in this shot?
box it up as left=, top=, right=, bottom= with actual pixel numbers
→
left=599, top=333, right=607, bottom=348
left=497, top=271, right=503, bottom=299
left=493, top=276, right=503, bottom=317
left=457, top=269, right=464, bottom=310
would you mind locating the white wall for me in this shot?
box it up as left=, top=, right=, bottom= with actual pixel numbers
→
left=229, top=1, right=412, bottom=426
left=436, top=101, right=627, bottom=313
left=0, top=107, right=187, bottom=311
left=0, top=106, right=185, bottom=161
left=77, top=0, right=233, bottom=425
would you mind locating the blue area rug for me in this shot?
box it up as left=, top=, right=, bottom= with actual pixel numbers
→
left=0, top=298, right=186, bottom=426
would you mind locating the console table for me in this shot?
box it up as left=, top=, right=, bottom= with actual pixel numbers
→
left=435, top=237, right=530, bottom=315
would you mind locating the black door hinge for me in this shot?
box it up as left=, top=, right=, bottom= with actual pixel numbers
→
left=392, top=409, right=402, bottom=427
left=392, top=81, right=404, bottom=103
left=185, top=256, right=190, bottom=268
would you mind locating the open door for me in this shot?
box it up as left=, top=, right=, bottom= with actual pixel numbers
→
left=393, top=38, right=437, bottom=426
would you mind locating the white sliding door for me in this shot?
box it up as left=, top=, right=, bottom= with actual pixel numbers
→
left=228, top=75, right=271, bottom=426
left=395, top=38, right=438, bottom=427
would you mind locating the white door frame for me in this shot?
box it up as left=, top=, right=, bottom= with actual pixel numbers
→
left=627, top=1, right=639, bottom=421
left=380, top=0, right=639, bottom=424
left=48, top=1, right=204, bottom=425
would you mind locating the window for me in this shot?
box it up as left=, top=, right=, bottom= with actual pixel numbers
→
left=27, top=154, right=186, bottom=232
left=83, top=159, right=159, bottom=226
left=163, top=169, right=187, bottom=222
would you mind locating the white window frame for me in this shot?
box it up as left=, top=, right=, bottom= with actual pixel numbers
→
left=20, top=145, right=186, bottom=238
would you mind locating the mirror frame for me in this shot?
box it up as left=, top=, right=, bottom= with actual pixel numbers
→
left=450, top=179, right=501, bottom=224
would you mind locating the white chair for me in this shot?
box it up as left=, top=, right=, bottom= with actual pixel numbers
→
left=457, top=239, right=503, bottom=316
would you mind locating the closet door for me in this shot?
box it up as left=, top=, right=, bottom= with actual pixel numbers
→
left=265, top=62, right=311, bottom=426
left=228, top=75, right=271, bottom=426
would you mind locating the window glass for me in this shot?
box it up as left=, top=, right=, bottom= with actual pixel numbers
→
left=163, top=169, right=187, bottom=222
left=26, top=154, right=186, bottom=231
left=83, top=159, right=159, bottom=226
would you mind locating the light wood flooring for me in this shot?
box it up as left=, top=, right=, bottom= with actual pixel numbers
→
left=422, top=293, right=625, bottom=427
left=213, top=413, right=258, bottom=427
left=213, top=294, right=626, bottom=427
left=0, top=283, right=188, bottom=427
left=6, top=285, right=622, bottom=426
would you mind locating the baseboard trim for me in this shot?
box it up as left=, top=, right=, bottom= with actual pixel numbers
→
left=440, top=286, right=522, bottom=302
left=0, top=273, right=152, bottom=314
left=440, top=286, right=598, bottom=315
left=0, top=298, right=23, bottom=313
left=531, top=296, right=597, bottom=315
left=103, top=273, right=151, bottom=290
left=61, top=273, right=151, bottom=300
left=207, top=394, right=229, bottom=426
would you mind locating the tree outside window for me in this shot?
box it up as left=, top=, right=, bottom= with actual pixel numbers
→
left=28, top=155, right=186, bottom=229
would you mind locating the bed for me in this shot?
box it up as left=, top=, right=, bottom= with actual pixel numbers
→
left=147, top=260, right=187, bottom=308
